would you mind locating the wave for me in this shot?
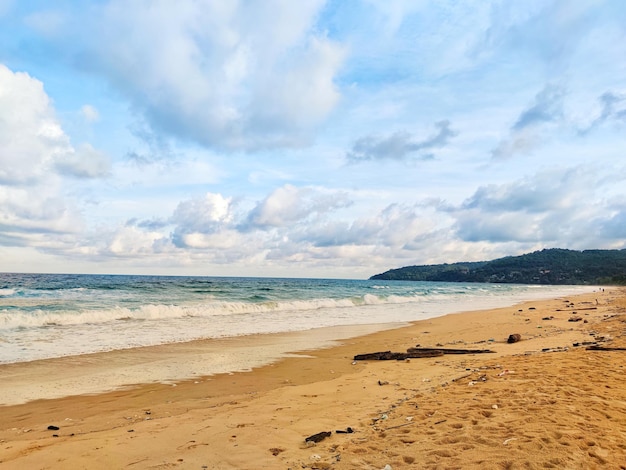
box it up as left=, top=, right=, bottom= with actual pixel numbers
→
left=0, top=293, right=430, bottom=330
left=0, top=288, right=16, bottom=297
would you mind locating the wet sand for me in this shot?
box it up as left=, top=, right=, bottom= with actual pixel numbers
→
left=1, top=288, right=625, bottom=469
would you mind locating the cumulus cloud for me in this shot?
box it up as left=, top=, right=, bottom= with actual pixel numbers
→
left=451, top=166, right=622, bottom=246
left=295, top=202, right=437, bottom=249
left=54, top=143, right=111, bottom=178
left=492, top=84, right=565, bottom=160
left=0, top=64, right=110, bottom=183
left=0, top=187, right=82, bottom=236
left=169, top=193, right=234, bottom=248
left=347, top=120, right=457, bottom=162
left=245, top=184, right=352, bottom=229
left=0, top=64, right=61, bottom=185
left=107, top=225, right=165, bottom=257
left=0, top=64, right=107, bottom=245
left=51, top=0, right=344, bottom=151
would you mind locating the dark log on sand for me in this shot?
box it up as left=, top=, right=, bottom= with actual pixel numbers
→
left=407, top=347, right=494, bottom=355
left=353, top=350, right=444, bottom=361
left=556, top=307, right=598, bottom=311
left=586, top=345, right=626, bottom=351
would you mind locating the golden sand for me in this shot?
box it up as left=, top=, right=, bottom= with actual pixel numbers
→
left=1, top=288, right=625, bottom=469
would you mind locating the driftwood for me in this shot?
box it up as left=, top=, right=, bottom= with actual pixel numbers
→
left=407, top=347, right=494, bottom=355
left=586, top=345, right=626, bottom=351
left=353, top=350, right=443, bottom=361
left=556, top=307, right=598, bottom=311
left=354, top=346, right=495, bottom=361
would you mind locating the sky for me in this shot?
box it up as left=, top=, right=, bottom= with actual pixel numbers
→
left=0, top=0, right=625, bottom=279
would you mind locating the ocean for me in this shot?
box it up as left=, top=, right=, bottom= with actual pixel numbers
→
left=0, top=273, right=596, bottom=366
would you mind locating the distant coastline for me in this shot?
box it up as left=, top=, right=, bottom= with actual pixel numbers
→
left=371, top=248, right=626, bottom=285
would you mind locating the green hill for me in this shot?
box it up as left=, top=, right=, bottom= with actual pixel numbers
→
left=370, top=249, right=626, bottom=285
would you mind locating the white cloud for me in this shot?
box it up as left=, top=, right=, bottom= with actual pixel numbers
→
left=452, top=166, right=623, bottom=246
left=0, top=64, right=61, bottom=185
left=347, top=120, right=457, bottom=162
left=0, top=64, right=111, bottom=183
left=0, top=186, right=82, bottom=236
left=171, top=193, right=234, bottom=232
left=65, top=0, right=344, bottom=151
left=165, top=192, right=238, bottom=250
left=246, top=184, right=352, bottom=229
left=0, top=64, right=108, bottom=246
left=54, top=143, right=111, bottom=178
left=108, top=225, right=166, bottom=257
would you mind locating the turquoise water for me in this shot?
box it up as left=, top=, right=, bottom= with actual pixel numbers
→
left=0, top=273, right=594, bottom=364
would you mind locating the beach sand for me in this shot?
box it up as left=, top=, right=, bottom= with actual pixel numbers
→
left=1, top=288, right=625, bottom=469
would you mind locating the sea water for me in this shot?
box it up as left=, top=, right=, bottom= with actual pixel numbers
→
left=0, top=273, right=595, bottom=365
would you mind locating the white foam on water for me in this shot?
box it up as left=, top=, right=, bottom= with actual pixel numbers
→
left=0, top=283, right=596, bottom=365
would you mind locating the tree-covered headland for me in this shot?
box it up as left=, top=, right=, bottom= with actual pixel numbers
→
left=370, top=249, right=626, bottom=285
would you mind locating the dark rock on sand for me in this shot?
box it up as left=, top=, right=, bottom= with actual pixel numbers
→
left=336, top=427, right=354, bottom=434
left=507, top=334, right=522, bottom=344
left=305, top=431, right=332, bottom=443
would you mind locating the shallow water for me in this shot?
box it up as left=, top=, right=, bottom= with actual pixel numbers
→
left=0, top=273, right=596, bottom=364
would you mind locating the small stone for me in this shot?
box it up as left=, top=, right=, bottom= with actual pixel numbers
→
left=47, top=425, right=60, bottom=431
left=335, top=427, right=354, bottom=434
left=305, top=431, right=331, bottom=443
left=507, top=334, right=522, bottom=343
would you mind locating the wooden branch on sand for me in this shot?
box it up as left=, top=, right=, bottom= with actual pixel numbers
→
left=586, top=345, right=626, bottom=351
left=353, top=347, right=494, bottom=361
left=407, top=347, right=495, bottom=355
left=353, top=350, right=443, bottom=361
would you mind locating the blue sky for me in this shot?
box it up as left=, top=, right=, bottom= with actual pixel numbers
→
left=1, top=0, right=625, bottom=279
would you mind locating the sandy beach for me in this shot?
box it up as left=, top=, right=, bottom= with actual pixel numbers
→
left=1, top=288, right=626, bottom=469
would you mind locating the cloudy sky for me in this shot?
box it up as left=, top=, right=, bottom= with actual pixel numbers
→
left=1, top=0, right=625, bottom=279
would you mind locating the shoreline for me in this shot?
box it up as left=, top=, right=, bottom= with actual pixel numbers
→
left=1, top=287, right=625, bottom=468
left=0, top=284, right=595, bottom=405
left=0, top=322, right=410, bottom=406
left=0, top=282, right=595, bottom=365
